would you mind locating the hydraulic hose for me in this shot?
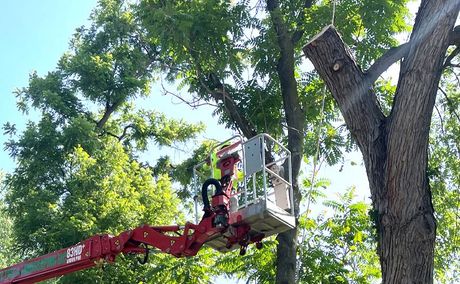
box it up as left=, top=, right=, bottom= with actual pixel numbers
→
left=201, top=178, right=222, bottom=210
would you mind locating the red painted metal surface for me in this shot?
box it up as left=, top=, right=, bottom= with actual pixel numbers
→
left=0, top=142, right=264, bottom=283
left=0, top=215, right=226, bottom=283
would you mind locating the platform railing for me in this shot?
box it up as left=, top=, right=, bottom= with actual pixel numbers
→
left=241, top=133, right=294, bottom=212
left=192, top=133, right=294, bottom=223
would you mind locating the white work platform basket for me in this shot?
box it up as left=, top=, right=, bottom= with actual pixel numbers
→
left=192, top=133, right=296, bottom=252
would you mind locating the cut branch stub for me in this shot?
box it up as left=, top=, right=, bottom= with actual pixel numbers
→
left=332, top=60, right=343, bottom=71
left=450, top=25, right=460, bottom=45
left=303, top=25, right=385, bottom=141
left=303, top=25, right=387, bottom=212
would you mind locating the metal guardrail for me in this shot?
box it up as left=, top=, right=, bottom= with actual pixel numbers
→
left=192, top=133, right=294, bottom=223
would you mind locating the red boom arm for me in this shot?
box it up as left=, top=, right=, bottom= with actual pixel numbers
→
left=0, top=218, right=223, bottom=284
left=0, top=146, right=261, bottom=283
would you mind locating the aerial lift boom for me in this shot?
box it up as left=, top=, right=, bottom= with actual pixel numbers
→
left=0, top=217, right=231, bottom=283
left=0, top=134, right=295, bottom=284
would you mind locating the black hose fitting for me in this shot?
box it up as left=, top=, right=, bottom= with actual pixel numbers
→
left=201, top=178, right=222, bottom=210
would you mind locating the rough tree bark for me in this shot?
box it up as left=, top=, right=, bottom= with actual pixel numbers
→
left=266, top=0, right=306, bottom=283
left=303, top=1, right=459, bottom=283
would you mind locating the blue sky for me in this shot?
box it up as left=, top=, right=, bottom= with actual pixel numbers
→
left=0, top=0, right=230, bottom=173
left=0, top=0, right=96, bottom=172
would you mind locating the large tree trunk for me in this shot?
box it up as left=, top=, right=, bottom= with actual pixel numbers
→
left=303, top=0, right=459, bottom=282
left=266, top=0, right=306, bottom=283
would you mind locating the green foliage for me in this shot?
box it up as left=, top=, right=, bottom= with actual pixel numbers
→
left=0, top=173, right=20, bottom=268
left=144, top=248, right=218, bottom=283
left=136, top=0, right=410, bottom=164
left=215, top=239, right=277, bottom=283
left=2, top=0, right=205, bottom=282
left=373, top=79, right=396, bottom=116
left=169, top=140, right=217, bottom=199
left=63, top=144, right=180, bottom=240
left=138, top=0, right=248, bottom=78
left=298, top=187, right=380, bottom=284
left=214, top=185, right=381, bottom=284
left=3, top=116, right=193, bottom=282
left=0, top=204, right=16, bottom=268
left=113, top=105, right=205, bottom=151
left=2, top=0, right=423, bottom=282
left=62, top=0, right=154, bottom=105
left=428, top=77, right=460, bottom=283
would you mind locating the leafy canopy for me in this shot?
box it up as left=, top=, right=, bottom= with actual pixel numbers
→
left=2, top=0, right=207, bottom=282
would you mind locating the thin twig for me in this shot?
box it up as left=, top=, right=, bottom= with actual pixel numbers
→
left=118, top=124, right=136, bottom=141
left=434, top=104, right=445, bottom=135
left=438, top=86, right=460, bottom=123
left=444, top=46, right=460, bottom=68
left=160, top=80, right=217, bottom=108
left=305, top=86, right=327, bottom=219
left=280, top=122, right=304, bottom=136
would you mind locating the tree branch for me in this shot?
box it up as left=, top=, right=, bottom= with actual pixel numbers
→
left=438, top=86, right=460, bottom=123
left=195, top=71, right=257, bottom=138
left=303, top=25, right=387, bottom=207
left=444, top=45, right=460, bottom=68
left=266, top=0, right=290, bottom=44
left=434, top=103, right=445, bottom=134
left=118, top=124, right=136, bottom=141
left=187, top=47, right=258, bottom=139
left=365, top=43, right=410, bottom=85
left=291, top=0, right=314, bottom=44
left=160, top=80, right=217, bottom=108
left=390, top=0, right=459, bottom=137
left=303, top=26, right=385, bottom=133
left=449, top=25, right=460, bottom=45
left=364, top=25, right=460, bottom=85
left=267, top=0, right=305, bottom=180
left=99, top=129, right=121, bottom=140
left=96, top=99, right=123, bottom=129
